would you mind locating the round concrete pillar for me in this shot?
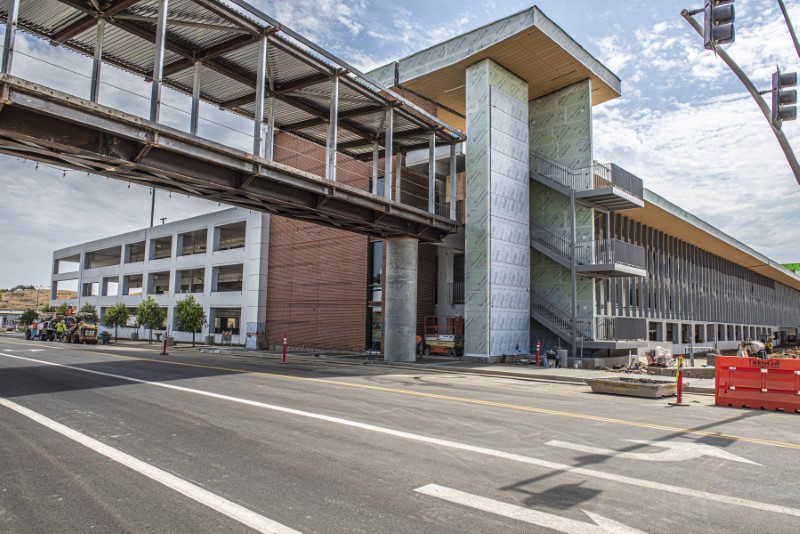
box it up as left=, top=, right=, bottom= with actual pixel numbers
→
left=383, top=237, right=418, bottom=362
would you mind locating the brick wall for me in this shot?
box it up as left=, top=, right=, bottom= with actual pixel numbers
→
left=267, top=132, right=371, bottom=351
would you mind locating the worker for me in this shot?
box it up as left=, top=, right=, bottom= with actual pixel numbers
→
left=56, top=319, right=66, bottom=341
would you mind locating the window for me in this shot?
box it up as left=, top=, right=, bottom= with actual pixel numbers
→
left=85, top=246, right=121, bottom=269
left=176, top=268, right=204, bottom=294
left=216, top=222, right=246, bottom=251
left=179, top=229, right=207, bottom=256
left=214, top=264, right=243, bottom=292
left=126, top=241, right=146, bottom=263
left=151, top=236, right=172, bottom=260
left=148, top=272, right=170, bottom=295
left=82, top=282, right=99, bottom=297
left=54, top=255, right=80, bottom=274
left=212, top=308, right=241, bottom=334
left=368, top=240, right=382, bottom=304
left=124, top=274, right=143, bottom=296
left=102, top=277, right=119, bottom=297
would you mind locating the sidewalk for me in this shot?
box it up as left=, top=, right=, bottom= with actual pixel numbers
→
left=194, top=344, right=716, bottom=395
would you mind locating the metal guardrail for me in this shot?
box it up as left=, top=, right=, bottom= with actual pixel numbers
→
left=531, top=222, right=571, bottom=260
left=532, top=153, right=643, bottom=200
left=531, top=289, right=572, bottom=335
left=575, top=238, right=646, bottom=269
left=447, top=282, right=464, bottom=304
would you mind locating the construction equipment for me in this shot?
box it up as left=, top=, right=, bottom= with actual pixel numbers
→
left=422, top=316, right=464, bottom=357
left=737, top=340, right=767, bottom=358
left=64, top=312, right=98, bottom=345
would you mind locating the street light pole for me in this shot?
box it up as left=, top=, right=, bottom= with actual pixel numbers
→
left=681, top=9, right=800, bottom=185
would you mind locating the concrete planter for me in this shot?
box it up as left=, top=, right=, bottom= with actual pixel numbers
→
left=586, top=377, right=677, bottom=398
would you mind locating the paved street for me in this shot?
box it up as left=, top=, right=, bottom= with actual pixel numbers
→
left=1, top=335, right=799, bottom=533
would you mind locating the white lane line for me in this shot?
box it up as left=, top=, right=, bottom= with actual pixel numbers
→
left=0, top=396, right=301, bottom=534
left=2, top=351, right=799, bottom=519
left=415, top=484, right=646, bottom=534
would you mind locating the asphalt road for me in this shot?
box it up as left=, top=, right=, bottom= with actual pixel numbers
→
left=1, top=335, right=799, bottom=533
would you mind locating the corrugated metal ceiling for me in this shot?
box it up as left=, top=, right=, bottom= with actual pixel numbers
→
left=1, top=0, right=464, bottom=159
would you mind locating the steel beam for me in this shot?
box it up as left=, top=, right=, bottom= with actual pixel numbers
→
left=265, top=95, right=275, bottom=160
left=162, top=34, right=255, bottom=76
left=449, top=143, right=457, bottom=220
left=90, top=19, right=105, bottom=103
left=253, top=36, right=268, bottom=157
left=1, top=0, right=20, bottom=74
left=384, top=106, right=394, bottom=199
left=428, top=132, right=436, bottom=213
left=190, top=62, right=201, bottom=135
left=370, top=141, right=380, bottom=195
left=325, top=75, right=339, bottom=181
left=149, top=0, right=169, bottom=123
left=395, top=152, right=402, bottom=202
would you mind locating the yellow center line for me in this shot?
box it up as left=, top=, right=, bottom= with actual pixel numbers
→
left=3, top=337, right=800, bottom=450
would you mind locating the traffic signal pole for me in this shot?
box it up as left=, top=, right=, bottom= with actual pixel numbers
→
left=682, top=9, right=800, bottom=186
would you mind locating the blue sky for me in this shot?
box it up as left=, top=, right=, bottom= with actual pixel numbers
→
left=2, top=0, right=800, bottom=288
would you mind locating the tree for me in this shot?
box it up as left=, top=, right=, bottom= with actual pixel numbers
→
left=40, top=305, right=55, bottom=313
left=103, top=302, right=129, bottom=342
left=78, top=303, right=99, bottom=323
left=19, top=309, right=37, bottom=326
left=174, top=295, right=206, bottom=348
left=136, top=296, right=166, bottom=344
left=56, top=301, right=70, bottom=315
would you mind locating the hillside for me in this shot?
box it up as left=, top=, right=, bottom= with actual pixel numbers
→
left=0, top=289, right=78, bottom=310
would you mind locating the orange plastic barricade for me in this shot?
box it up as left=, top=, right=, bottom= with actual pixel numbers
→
left=715, top=356, right=800, bottom=413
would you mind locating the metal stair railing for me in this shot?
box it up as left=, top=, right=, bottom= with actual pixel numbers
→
left=531, top=221, right=572, bottom=261
left=531, top=288, right=572, bottom=336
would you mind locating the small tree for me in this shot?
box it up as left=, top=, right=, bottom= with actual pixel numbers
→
left=20, top=309, right=37, bottom=326
left=40, top=304, right=55, bottom=313
left=136, top=296, right=166, bottom=344
left=78, top=303, right=99, bottom=323
left=174, top=295, right=206, bottom=348
left=103, top=302, right=130, bottom=342
left=56, top=301, right=70, bottom=315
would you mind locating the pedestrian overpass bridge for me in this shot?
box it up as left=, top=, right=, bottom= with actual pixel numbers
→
left=0, top=0, right=466, bottom=242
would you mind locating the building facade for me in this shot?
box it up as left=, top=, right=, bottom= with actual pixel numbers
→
left=51, top=209, right=269, bottom=346
left=50, top=6, right=800, bottom=361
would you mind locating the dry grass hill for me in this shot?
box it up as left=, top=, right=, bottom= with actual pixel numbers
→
left=0, top=289, right=78, bottom=310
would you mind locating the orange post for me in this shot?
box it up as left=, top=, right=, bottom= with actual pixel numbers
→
left=669, top=354, right=689, bottom=406
left=535, top=340, right=541, bottom=365
left=282, top=333, right=287, bottom=364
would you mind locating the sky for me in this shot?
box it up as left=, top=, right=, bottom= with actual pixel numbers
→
left=2, top=0, right=800, bottom=288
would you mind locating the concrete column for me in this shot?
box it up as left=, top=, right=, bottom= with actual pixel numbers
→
left=464, top=58, right=529, bottom=360
left=383, top=237, right=418, bottom=362
left=243, top=212, right=270, bottom=349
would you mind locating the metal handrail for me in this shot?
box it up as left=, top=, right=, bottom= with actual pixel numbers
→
left=531, top=288, right=572, bottom=334
left=574, top=238, right=647, bottom=269
left=531, top=153, right=643, bottom=199
left=531, top=222, right=571, bottom=261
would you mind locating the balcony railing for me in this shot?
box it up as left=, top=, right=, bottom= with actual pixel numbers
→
left=575, top=239, right=647, bottom=269
left=532, top=153, right=644, bottom=200
left=447, top=282, right=464, bottom=304
left=577, top=316, right=648, bottom=341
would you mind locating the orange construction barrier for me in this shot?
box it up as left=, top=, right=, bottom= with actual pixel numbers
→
left=715, top=356, right=800, bottom=413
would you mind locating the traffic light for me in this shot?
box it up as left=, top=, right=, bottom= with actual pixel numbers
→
left=772, top=68, right=798, bottom=128
left=704, top=0, right=735, bottom=50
